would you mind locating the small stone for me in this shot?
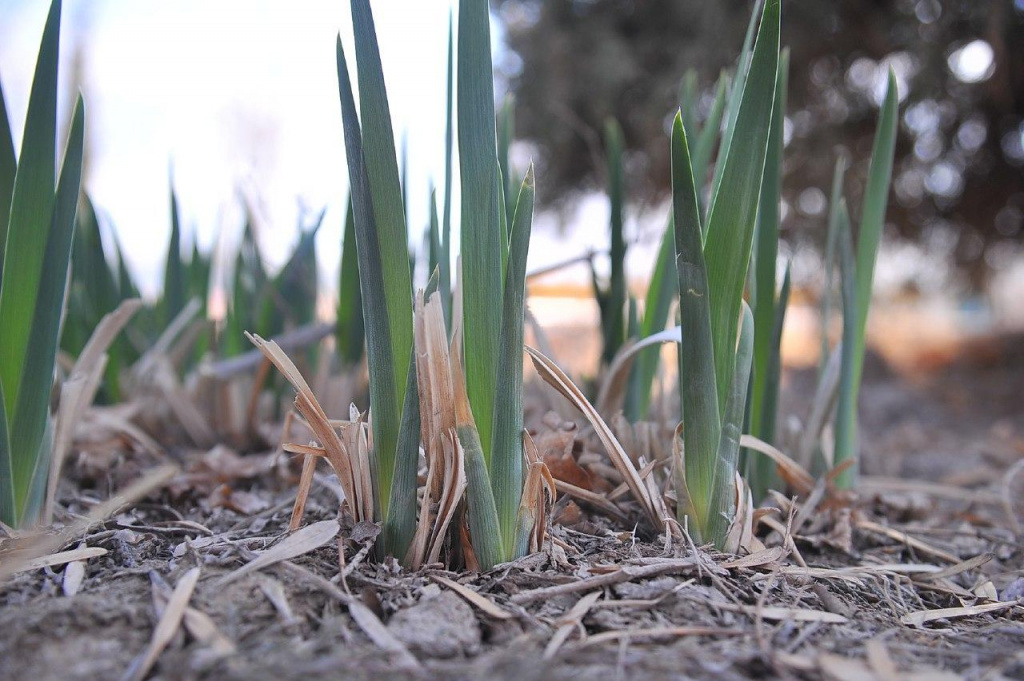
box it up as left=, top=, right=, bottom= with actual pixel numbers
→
left=1001, top=577, right=1024, bottom=602
left=387, top=591, right=481, bottom=658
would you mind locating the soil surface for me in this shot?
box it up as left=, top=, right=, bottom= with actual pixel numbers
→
left=1, top=335, right=1022, bottom=680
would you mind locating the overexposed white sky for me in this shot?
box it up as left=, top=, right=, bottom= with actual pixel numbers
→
left=0, top=0, right=511, bottom=296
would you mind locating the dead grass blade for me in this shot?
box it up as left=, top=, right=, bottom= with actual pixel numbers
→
left=121, top=566, right=201, bottom=681
left=62, top=559, right=85, bottom=596
left=544, top=590, right=601, bottom=659
left=431, top=575, right=513, bottom=620
left=278, top=561, right=420, bottom=669
left=580, top=626, right=744, bottom=646
left=248, top=333, right=371, bottom=523
left=922, top=553, right=992, bottom=582
left=553, top=478, right=627, bottom=521
left=510, top=558, right=702, bottom=604
left=526, top=345, right=666, bottom=532
left=0, top=464, right=179, bottom=581
left=4, top=546, right=106, bottom=574
left=901, top=599, right=1021, bottom=627
left=724, top=473, right=764, bottom=554
left=408, top=291, right=465, bottom=569
left=202, top=322, right=335, bottom=381
left=816, top=652, right=961, bottom=681
left=596, top=327, right=681, bottom=415
left=289, top=452, right=318, bottom=531
left=47, top=299, right=143, bottom=520
left=711, top=601, right=848, bottom=623
left=864, top=638, right=900, bottom=681
left=518, top=430, right=555, bottom=552
left=214, top=519, right=339, bottom=587
left=739, top=434, right=815, bottom=496
left=855, top=519, right=960, bottom=564
left=720, top=546, right=786, bottom=570
left=152, top=575, right=236, bottom=657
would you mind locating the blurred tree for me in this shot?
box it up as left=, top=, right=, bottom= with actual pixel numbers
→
left=495, top=0, right=1024, bottom=287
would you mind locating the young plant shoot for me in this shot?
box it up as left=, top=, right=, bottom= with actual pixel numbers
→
left=672, top=0, right=779, bottom=547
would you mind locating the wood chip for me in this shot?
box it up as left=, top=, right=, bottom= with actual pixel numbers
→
left=214, top=519, right=339, bottom=587
left=121, top=567, right=201, bottom=681
left=901, top=599, right=1021, bottom=626
left=431, top=575, right=513, bottom=620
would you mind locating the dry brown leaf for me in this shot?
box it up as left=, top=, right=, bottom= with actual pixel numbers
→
left=544, top=590, right=601, bottom=659
left=48, top=299, right=144, bottom=520
left=289, top=452, right=318, bottom=531
left=121, top=567, right=200, bottom=681
left=431, top=575, right=513, bottom=620
left=214, top=520, right=340, bottom=587
left=248, top=333, right=371, bottom=523
left=4, top=546, right=106, bottom=574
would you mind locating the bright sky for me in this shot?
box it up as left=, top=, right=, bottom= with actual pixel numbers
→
left=0, top=0, right=508, bottom=296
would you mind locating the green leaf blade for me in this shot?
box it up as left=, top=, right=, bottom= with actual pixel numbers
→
left=490, top=167, right=534, bottom=559
left=602, top=119, right=627, bottom=368
left=0, top=0, right=62, bottom=419
left=10, top=95, right=84, bottom=522
left=350, top=0, right=414, bottom=396
left=702, top=0, right=780, bottom=419
left=750, top=48, right=789, bottom=448
left=854, top=72, right=899, bottom=366
left=708, top=302, right=755, bottom=544
left=0, top=77, right=17, bottom=271
left=336, top=35, right=405, bottom=553
left=337, top=195, right=365, bottom=366
left=458, top=0, right=503, bottom=464
left=671, top=114, right=720, bottom=541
